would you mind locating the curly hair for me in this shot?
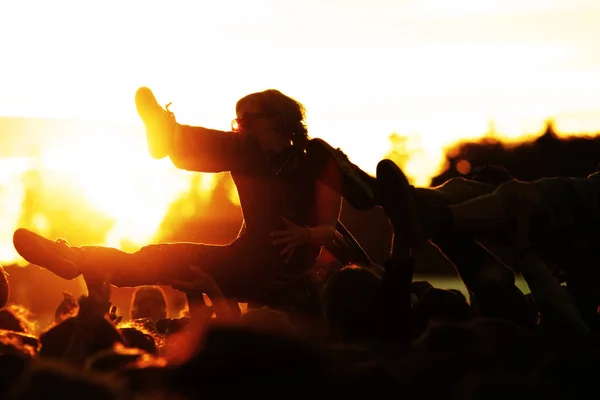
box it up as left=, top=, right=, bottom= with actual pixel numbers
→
left=235, top=89, right=310, bottom=151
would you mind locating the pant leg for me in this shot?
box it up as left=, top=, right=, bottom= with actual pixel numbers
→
left=79, top=242, right=235, bottom=288
left=79, top=239, right=309, bottom=303
left=416, top=177, right=496, bottom=206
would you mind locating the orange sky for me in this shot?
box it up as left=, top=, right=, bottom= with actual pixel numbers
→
left=1, top=0, right=600, bottom=264
left=1, top=0, right=600, bottom=182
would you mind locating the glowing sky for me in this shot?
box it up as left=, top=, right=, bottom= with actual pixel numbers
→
left=1, top=0, right=600, bottom=174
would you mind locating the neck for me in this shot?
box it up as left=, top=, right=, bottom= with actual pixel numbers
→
left=267, top=141, right=293, bottom=155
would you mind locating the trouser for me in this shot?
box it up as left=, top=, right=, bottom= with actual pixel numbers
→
left=79, top=237, right=318, bottom=305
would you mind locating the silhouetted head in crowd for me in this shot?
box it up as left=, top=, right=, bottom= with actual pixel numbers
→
left=39, top=316, right=124, bottom=361
left=0, top=305, right=35, bottom=334
left=240, top=306, right=297, bottom=336
left=470, top=282, right=537, bottom=330
left=323, top=264, right=381, bottom=342
left=413, top=287, right=474, bottom=324
left=234, top=89, right=309, bottom=153
left=171, top=325, right=332, bottom=398
left=8, top=359, right=124, bottom=400
left=130, top=286, right=167, bottom=322
left=0, top=330, right=37, bottom=398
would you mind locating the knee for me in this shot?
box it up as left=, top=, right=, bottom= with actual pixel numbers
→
left=494, top=179, right=541, bottom=210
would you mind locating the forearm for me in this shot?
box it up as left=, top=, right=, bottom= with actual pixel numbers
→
left=308, top=224, right=336, bottom=247
left=186, top=286, right=236, bottom=323
left=432, top=234, right=516, bottom=291
left=205, top=290, right=237, bottom=322
left=520, top=252, right=590, bottom=335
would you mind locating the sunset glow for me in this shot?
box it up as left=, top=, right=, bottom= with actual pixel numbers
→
left=1, top=0, right=600, bottom=264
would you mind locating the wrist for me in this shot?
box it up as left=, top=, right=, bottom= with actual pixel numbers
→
left=305, top=226, right=313, bottom=243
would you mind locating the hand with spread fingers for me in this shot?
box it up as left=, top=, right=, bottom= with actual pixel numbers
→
left=170, top=266, right=236, bottom=322
left=55, top=291, right=79, bottom=322
left=170, top=266, right=220, bottom=298
left=270, top=217, right=311, bottom=263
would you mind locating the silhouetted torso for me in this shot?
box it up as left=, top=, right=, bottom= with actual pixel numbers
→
left=171, top=126, right=322, bottom=268
left=231, top=144, right=321, bottom=268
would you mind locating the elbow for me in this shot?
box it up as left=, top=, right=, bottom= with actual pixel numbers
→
left=169, top=154, right=191, bottom=171
left=328, top=223, right=336, bottom=237
left=169, top=154, right=211, bottom=172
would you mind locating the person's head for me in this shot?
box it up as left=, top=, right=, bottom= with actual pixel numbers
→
left=130, top=286, right=167, bottom=322
left=233, top=89, right=309, bottom=153
left=0, top=305, right=35, bottom=334
left=323, top=264, right=381, bottom=342
left=39, top=317, right=124, bottom=360
left=240, top=306, right=296, bottom=336
left=0, top=330, right=38, bottom=398
left=413, top=288, right=474, bottom=324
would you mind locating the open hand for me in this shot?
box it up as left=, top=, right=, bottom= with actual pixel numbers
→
left=108, top=303, right=122, bottom=325
left=270, top=217, right=311, bottom=263
left=171, top=266, right=219, bottom=298
left=55, top=291, right=79, bottom=322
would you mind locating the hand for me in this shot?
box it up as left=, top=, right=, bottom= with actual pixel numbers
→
left=55, top=291, right=79, bottom=322
left=108, top=303, right=122, bottom=325
left=270, top=217, right=311, bottom=263
left=171, top=266, right=219, bottom=298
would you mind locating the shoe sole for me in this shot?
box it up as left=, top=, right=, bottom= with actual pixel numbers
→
left=135, top=87, right=169, bottom=160
left=376, top=159, right=421, bottom=244
left=306, top=138, right=376, bottom=211
left=13, top=229, right=80, bottom=280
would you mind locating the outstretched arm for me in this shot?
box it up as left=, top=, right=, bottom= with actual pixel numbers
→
left=169, top=125, right=268, bottom=173
left=508, top=196, right=590, bottom=336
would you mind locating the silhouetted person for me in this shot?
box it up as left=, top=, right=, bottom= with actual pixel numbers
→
left=13, top=88, right=374, bottom=306
left=375, top=159, right=600, bottom=251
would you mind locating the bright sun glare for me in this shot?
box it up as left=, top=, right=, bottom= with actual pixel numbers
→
left=0, top=128, right=224, bottom=264
left=39, top=133, right=193, bottom=245
left=1, top=0, right=600, bottom=264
